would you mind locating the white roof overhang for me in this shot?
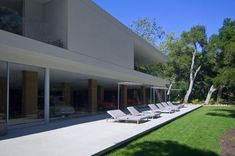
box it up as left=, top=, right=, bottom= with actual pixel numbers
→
left=0, top=30, right=170, bottom=87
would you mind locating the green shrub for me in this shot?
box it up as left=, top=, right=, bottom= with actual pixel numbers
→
left=209, top=99, right=216, bottom=104
left=216, top=98, right=224, bottom=104
left=191, top=99, right=201, bottom=104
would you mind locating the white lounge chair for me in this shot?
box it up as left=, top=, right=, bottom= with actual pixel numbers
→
left=161, top=102, right=180, bottom=111
left=155, top=103, right=175, bottom=113
left=167, top=101, right=184, bottom=109
left=148, top=104, right=172, bottom=114
left=107, top=109, right=148, bottom=124
left=127, top=106, right=160, bottom=119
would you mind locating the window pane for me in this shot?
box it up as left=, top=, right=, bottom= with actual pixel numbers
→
left=0, top=61, right=7, bottom=122
left=9, top=63, right=44, bottom=125
left=0, top=0, right=23, bottom=35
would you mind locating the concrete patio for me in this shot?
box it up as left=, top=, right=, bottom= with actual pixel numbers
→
left=0, top=104, right=201, bottom=156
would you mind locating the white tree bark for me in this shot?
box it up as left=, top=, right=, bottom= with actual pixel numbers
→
left=167, top=82, right=173, bottom=96
left=166, top=80, right=174, bottom=101
left=205, top=85, right=217, bottom=104
left=183, top=47, right=201, bottom=103
left=184, top=80, right=193, bottom=103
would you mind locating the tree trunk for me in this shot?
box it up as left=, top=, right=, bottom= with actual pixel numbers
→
left=205, top=85, right=217, bottom=105
left=183, top=47, right=201, bottom=104
left=184, top=79, right=194, bottom=103
left=167, top=81, right=173, bottom=101
left=216, top=86, right=224, bottom=103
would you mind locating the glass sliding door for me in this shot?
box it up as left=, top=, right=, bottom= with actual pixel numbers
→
left=0, top=61, right=7, bottom=123
left=9, top=63, right=45, bottom=125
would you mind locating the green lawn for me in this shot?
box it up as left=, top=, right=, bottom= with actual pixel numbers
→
left=107, top=106, right=235, bottom=156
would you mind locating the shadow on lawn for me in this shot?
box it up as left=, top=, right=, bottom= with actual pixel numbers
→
left=109, top=140, right=218, bottom=156
left=206, top=109, right=235, bottom=118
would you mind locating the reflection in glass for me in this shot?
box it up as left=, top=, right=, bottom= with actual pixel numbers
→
left=9, top=63, right=44, bottom=125
left=0, top=61, right=7, bottom=122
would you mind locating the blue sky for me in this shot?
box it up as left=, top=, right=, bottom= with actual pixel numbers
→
left=93, top=0, right=235, bottom=37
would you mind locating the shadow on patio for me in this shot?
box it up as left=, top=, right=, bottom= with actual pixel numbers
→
left=0, top=113, right=109, bottom=141
left=108, top=140, right=218, bottom=156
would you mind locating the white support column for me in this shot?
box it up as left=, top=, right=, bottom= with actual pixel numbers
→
left=150, top=88, right=152, bottom=103
left=44, top=68, right=50, bottom=123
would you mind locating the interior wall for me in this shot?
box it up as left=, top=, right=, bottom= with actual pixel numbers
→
left=43, top=0, right=68, bottom=48
left=23, top=0, right=68, bottom=47
left=23, top=0, right=43, bottom=40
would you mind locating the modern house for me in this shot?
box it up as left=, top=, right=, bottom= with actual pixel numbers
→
left=0, top=0, right=168, bottom=127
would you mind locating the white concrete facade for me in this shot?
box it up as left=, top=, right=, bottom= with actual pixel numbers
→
left=0, top=0, right=169, bottom=86
left=0, top=0, right=169, bottom=126
left=0, top=30, right=169, bottom=86
left=68, top=0, right=134, bottom=69
left=21, top=0, right=167, bottom=69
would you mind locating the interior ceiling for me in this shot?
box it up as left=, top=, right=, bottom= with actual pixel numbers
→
left=51, top=69, right=147, bottom=89
left=50, top=69, right=122, bottom=89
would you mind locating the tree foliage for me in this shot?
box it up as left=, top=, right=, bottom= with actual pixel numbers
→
left=131, top=17, right=235, bottom=103
left=130, top=17, right=165, bottom=46
left=213, top=18, right=235, bottom=88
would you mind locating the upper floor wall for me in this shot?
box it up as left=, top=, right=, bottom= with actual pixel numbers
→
left=0, top=0, right=166, bottom=70
left=67, top=0, right=134, bottom=69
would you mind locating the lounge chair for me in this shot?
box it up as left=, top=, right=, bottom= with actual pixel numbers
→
left=166, top=101, right=182, bottom=109
left=50, top=104, right=75, bottom=117
left=167, top=101, right=184, bottom=109
left=161, top=102, right=180, bottom=111
left=127, top=106, right=161, bottom=119
left=155, top=103, right=175, bottom=113
left=107, top=109, right=148, bottom=124
left=148, top=104, right=172, bottom=114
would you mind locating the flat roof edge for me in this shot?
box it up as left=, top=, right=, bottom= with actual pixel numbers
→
left=87, top=0, right=167, bottom=61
